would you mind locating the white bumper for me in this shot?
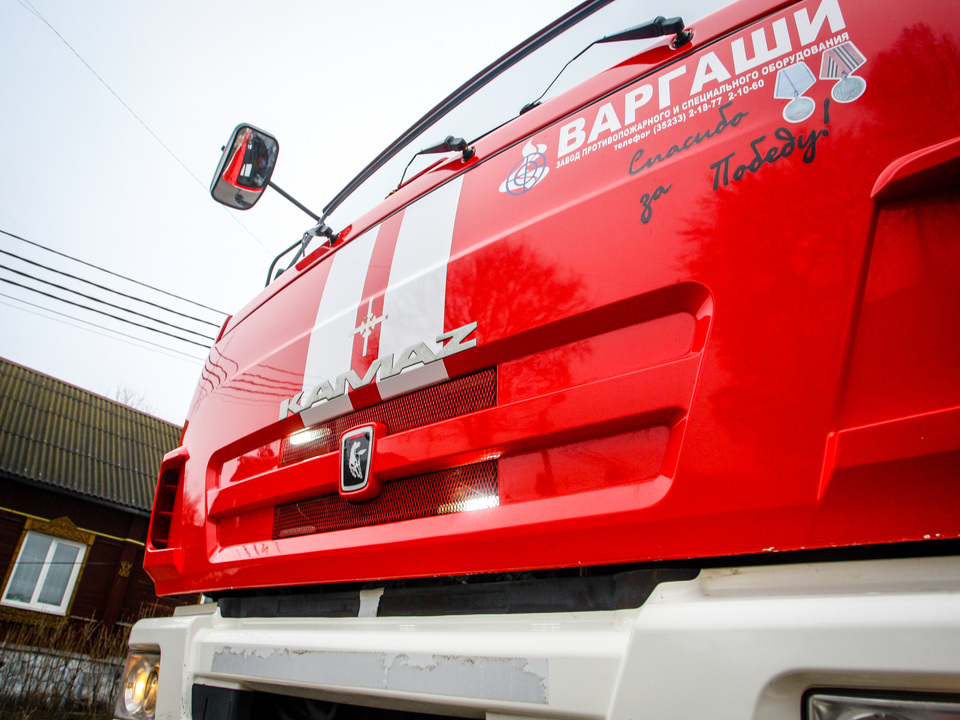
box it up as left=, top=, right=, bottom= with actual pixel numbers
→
left=130, top=556, right=960, bottom=720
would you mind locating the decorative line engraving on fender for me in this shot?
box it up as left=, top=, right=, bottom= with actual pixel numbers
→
left=281, top=322, right=478, bottom=420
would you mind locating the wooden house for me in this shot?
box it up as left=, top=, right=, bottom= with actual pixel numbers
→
left=0, top=358, right=194, bottom=629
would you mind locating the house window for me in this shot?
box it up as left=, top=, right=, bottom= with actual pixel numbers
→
left=2, top=531, right=88, bottom=616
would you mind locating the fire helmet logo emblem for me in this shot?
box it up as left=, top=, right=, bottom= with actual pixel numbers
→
left=339, top=423, right=384, bottom=501
left=500, top=140, right=549, bottom=195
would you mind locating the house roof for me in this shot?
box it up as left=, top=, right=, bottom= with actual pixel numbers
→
left=0, top=358, right=182, bottom=514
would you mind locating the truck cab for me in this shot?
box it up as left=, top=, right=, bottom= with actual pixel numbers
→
left=117, top=0, right=960, bottom=718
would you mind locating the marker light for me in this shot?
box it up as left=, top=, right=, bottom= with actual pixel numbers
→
left=288, top=427, right=332, bottom=447
left=114, top=652, right=160, bottom=720
left=437, top=493, right=499, bottom=515
left=807, top=692, right=960, bottom=720
left=280, top=426, right=336, bottom=466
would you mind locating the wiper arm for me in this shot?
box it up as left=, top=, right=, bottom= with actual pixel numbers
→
left=395, top=135, right=476, bottom=190
left=520, top=16, right=692, bottom=115
left=597, top=15, right=690, bottom=44
left=268, top=135, right=478, bottom=285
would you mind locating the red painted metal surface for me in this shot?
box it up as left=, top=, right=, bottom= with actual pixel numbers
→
left=146, top=0, right=960, bottom=595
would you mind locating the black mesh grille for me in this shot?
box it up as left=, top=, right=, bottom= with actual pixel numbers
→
left=273, top=461, right=498, bottom=538
left=280, top=369, right=497, bottom=466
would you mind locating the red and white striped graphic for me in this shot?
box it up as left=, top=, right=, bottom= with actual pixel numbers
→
left=295, top=176, right=467, bottom=425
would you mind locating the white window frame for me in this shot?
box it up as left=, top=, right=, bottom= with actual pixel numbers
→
left=1, top=531, right=88, bottom=616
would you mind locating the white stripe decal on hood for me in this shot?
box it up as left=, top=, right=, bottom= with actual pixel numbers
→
left=379, top=175, right=463, bottom=399
left=294, top=176, right=465, bottom=424
left=299, top=225, right=380, bottom=425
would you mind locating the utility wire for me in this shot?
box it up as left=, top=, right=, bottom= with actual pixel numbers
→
left=0, top=228, right=226, bottom=315
left=17, top=0, right=202, bottom=188
left=14, top=0, right=272, bottom=257
left=13, top=0, right=41, bottom=21
left=0, top=264, right=215, bottom=341
left=0, top=292, right=206, bottom=363
left=0, top=277, right=211, bottom=350
left=0, top=247, right=220, bottom=328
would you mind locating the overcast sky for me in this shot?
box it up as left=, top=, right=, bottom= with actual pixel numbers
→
left=0, top=0, right=580, bottom=424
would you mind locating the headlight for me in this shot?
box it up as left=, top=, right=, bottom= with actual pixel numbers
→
left=807, top=692, right=960, bottom=720
left=114, top=652, right=160, bottom=720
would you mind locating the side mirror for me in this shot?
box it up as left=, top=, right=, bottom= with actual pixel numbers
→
left=210, top=124, right=279, bottom=210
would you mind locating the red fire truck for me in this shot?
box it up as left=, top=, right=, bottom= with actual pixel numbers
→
left=116, top=0, right=960, bottom=718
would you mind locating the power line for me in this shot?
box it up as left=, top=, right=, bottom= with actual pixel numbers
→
left=0, top=277, right=211, bottom=350
left=13, top=0, right=272, bottom=257
left=16, top=0, right=203, bottom=188
left=0, top=264, right=215, bottom=342
left=13, top=0, right=42, bottom=22
left=0, top=247, right=220, bottom=328
left=0, top=228, right=226, bottom=315
left=17, top=0, right=204, bottom=188
left=0, top=293, right=206, bottom=364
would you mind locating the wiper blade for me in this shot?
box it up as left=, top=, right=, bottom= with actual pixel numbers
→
left=520, top=15, right=692, bottom=115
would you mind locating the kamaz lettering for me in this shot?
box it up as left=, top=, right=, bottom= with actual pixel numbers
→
left=279, top=321, right=477, bottom=420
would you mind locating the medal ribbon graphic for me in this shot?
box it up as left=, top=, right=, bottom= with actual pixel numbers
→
left=820, top=42, right=868, bottom=103
left=774, top=62, right=817, bottom=123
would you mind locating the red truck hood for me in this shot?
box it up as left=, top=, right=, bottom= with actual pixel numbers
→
left=146, top=0, right=960, bottom=594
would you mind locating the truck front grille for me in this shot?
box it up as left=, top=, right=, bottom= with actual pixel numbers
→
left=273, top=460, right=498, bottom=538
left=280, top=368, right=497, bottom=466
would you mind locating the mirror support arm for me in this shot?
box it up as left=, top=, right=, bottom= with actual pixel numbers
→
left=211, top=125, right=341, bottom=285
left=263, top=213, right=339, bottom=287
left=268, top=181, right=321, bottom=221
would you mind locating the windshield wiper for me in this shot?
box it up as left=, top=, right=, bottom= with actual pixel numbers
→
left=269, top=134, right=478, bottom=284
left=520, top=15, right=692, bottom=115
left=395, top=135, right=477, bottom=191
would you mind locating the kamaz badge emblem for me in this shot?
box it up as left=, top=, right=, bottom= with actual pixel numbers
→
left=340, top=423, right=385, bottom=501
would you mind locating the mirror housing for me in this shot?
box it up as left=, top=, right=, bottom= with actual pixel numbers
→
left=210, top=124, right=279, bottom=210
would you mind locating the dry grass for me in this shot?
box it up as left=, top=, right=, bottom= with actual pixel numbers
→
left=0, top=621, right=128, bottom=720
